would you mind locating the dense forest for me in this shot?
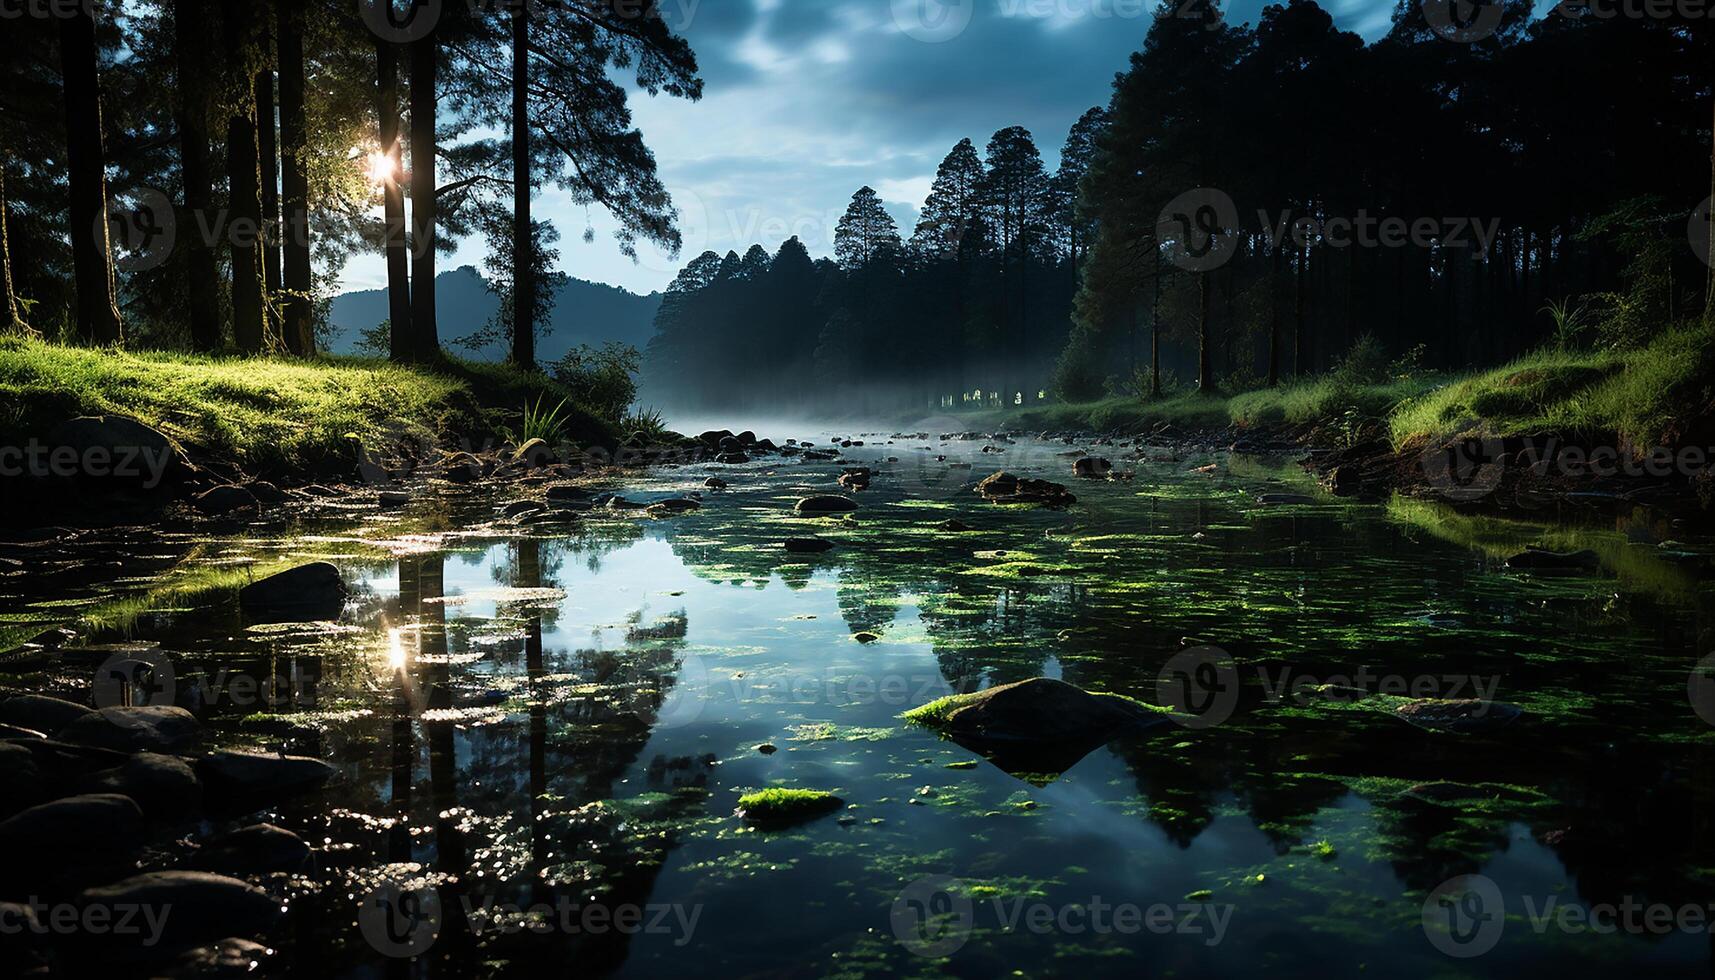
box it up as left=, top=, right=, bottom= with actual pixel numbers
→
left=642, top=0, right=1715, bottom=418
left=1, top=0, right=697, bottom=371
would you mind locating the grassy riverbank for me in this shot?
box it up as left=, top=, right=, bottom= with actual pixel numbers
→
left=930, top=326, right=1714, bottom=453
left=0, top=337, right=622, bottom=476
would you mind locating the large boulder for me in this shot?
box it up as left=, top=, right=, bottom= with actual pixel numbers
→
left=0, top=694, right=95, bottom=735
left=41, top=416, right=193, bottom=491
left=974, top=472, right=1077, bottom=507
left=56, top=705, right=202, bottom=754
left=0, top=743, right=45, bottom=817
left=76, top=872, right=281, bottom=959
left=907, top=677, right=1169, bottom=774
left=1073, top=457, right=1113, bottom=478
left=188, top=824, right=311, bottom=875
left=238, top=563, right=347, bottom=618
left=86, top=753, right=202, bottom=820
left=197, top=750, right=335, bottom=809
left=0, top=794, right=145, bottom=864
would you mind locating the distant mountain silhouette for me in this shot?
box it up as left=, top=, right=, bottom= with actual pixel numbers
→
left=325, top=266, right=662, bottom=362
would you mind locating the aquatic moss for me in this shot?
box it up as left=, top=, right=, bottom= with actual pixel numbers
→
left=735, top=788, right=844, bottom=825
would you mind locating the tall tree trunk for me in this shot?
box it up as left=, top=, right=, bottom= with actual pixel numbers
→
left=173, top=0, right=221, bottom=351
left=1150, top=248, right=1161, bottom=398
left=510, top=6, right=534, bottom=367
left=277, top=0, right=313, bottom=356
left=256, top=68, right=283, bottom=300
left=377, top=39, right=411, bottom=361
left=409, top=29, right=439, bottom=360
left=1267, top=241, right=1281, bottom=386
left=1, top=167, right=28, bottom=335
left=1196, top=271, right=1212, bottom=393
left=224, top=0, right=267, bottom=353
left=1293, top=238, right=1307, bottom=376
left=59, top=4, right=123, bottom=345
left=1707, top=96, right=1714, bottom=320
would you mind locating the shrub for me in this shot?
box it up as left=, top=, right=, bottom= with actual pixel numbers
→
left=551, top=342, right=639, bottom=420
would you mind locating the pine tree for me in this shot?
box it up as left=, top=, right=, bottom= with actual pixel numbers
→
left=834, top=187, right=901, bottom=270
left=910, top=139, right=984, bottom=260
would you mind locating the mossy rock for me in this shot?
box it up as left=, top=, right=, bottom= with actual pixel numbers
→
left=734, top=788, right=844, bottom=828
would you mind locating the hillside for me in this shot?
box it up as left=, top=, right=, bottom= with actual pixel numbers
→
left=326, top=266, right=662, bottom=362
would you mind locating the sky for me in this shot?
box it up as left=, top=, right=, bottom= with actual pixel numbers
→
left=339, top=0, right=1399, bottom=297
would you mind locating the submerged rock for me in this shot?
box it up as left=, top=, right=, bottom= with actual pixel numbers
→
left=734, top=788, right=843, bottom=828
left=904, top=677, right=1169, bottom=774
left=795, top=495, right=860, bottom=515
left=238, top=562, right=347, bottom=615
left=703, top=477, right=729, bottom=490
left=193, top=485, right=259, bottom=515
left=974, top=472, right=1077, bottom=507
left=1392, top=698, right=1523, bottom=735
left=935, top=519, right=976, bottom=532
left=1505, top=547, right=1599, bottom=572
left=1256, top=492, right=1318, bottom=505
left=784, top=537, right=835, bottom=554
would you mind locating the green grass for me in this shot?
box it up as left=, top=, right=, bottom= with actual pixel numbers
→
left=733, top=788, right=843, bottom=824
left=0, top=338, right=622, bottom=477
left=936, top=376, right=1441, bottom=437
left=1387, top=325, right=1714, bottom=451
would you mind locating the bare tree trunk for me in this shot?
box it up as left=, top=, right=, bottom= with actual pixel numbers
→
left=277, top=0, right=313, bottom=356
left=59, top=4, right=123, bottom=345
left=224, top=0, right=267, bottom=353
left=1707, top=96, right=1714, bottom=320
left=378, top=39, right=411, bottom=361
left=256, top=68, right=283, bottom=301
left=1196, top=271, right=1212, bottom=393
left=1, top=167, right=29, bottom=335
left=174, top=0, right=220, bottom=351
left=510, top=5, right=534, bottom=367
left=409, top=28, right=439, bottom=360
